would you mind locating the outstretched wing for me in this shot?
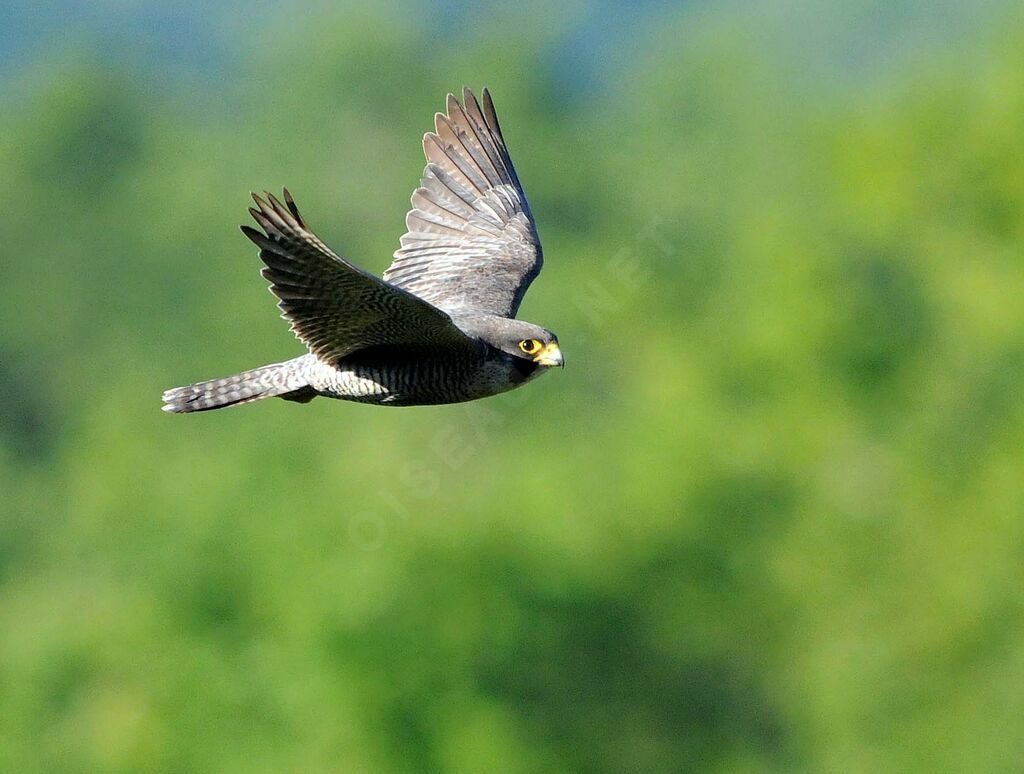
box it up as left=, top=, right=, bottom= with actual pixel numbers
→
left=383, top=87, right=542, bottom=318
left=242, top=190, right=476, bottom=364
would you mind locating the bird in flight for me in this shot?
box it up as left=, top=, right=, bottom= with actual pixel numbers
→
left=162, top=87, right=562, bottom=413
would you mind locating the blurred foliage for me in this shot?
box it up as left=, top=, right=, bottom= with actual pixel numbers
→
left=1, top=2, right=1023, bottom=772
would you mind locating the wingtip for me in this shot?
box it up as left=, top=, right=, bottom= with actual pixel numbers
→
left=266, top=190, right=285, bottom=212
left=464, top=85, right=482, bottom=108
left=281, top=187, right=305, bottom=226
left=423, top=129, right=443, bottom=153
left=248, top=207, right=273, bottom=234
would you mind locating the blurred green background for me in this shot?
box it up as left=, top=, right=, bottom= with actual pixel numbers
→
left=2, top=1, right=1024, bottom=771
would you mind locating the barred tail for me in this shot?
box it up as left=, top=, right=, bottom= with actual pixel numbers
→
left=161, top=356, right=316, bottom=413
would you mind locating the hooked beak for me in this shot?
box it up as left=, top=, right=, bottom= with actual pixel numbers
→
left=533, top=341, right=564, bottom=368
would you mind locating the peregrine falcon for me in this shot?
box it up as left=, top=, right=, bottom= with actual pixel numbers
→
left=162, top=87, right=562, bottom=413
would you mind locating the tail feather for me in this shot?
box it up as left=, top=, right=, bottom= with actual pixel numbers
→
left=162, top=357, right=314, bottom=413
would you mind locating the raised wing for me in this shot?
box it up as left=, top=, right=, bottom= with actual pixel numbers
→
left=242, top=190, right=475, bottom=364
left=383, top=87, right=542, bottom=318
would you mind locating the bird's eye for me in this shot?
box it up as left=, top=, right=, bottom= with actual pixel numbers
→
left=519, top=339, right=540, bottom=355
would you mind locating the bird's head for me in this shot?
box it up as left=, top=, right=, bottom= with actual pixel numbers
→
left=457, top=315, right=563, bottom=369
left=492, top=320, right=563, bottom=368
